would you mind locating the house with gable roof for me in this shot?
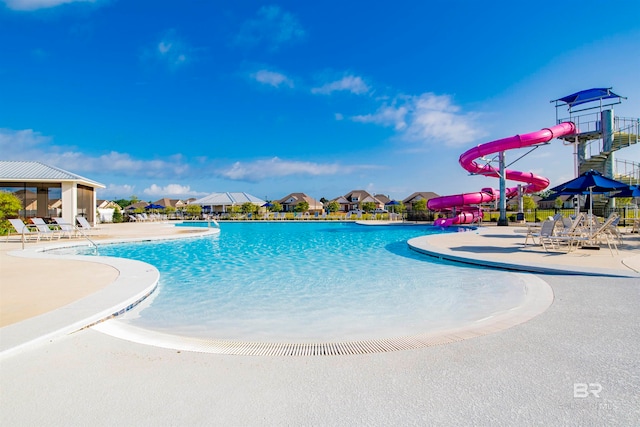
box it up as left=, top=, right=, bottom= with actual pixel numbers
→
left=276, top=193, right=324, bottom=213
left=403, top=191, right=440, bottom=212
left=332, top=190, right=385, bottom=212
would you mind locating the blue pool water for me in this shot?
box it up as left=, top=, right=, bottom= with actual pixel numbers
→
left=60, top=222, right=528, bottom=342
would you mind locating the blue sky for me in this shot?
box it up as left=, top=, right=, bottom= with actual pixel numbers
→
left=1, top=0, right=639, bottom=201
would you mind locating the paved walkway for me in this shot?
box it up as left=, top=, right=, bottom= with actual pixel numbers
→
left=1, top=221, right=639, bottom=425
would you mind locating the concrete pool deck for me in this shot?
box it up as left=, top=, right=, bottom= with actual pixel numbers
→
left=1, top=221, right=639, bottom=425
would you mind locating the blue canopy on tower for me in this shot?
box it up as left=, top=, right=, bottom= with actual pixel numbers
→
left=553, top=88, right=624, bottom=108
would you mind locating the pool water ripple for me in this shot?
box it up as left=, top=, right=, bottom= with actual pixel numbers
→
left=58, top=222, right=530, bottom=342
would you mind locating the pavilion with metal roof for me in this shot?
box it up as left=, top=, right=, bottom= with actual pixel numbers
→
left=0, top=161, right=105, bottom=225
left=190, top=192, right=265, bottom=213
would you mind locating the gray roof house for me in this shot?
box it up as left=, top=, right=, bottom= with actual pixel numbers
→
left=0, top=161, right=105, bottom=225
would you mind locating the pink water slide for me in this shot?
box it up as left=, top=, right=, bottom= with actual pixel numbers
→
left=428, top=122, right=577, bottom=226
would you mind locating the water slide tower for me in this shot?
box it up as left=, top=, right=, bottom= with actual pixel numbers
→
left=552, top=88, right=639, bottom=212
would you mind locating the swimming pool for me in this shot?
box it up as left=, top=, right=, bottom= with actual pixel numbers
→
left=67, top=222, right=531, bottom=343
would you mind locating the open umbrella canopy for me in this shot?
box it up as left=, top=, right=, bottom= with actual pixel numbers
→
left=385, top=200, right=401, bottom=206
left=549, top=169, right=629, bottom=195
left=611, top=185, right=640, bottom=198
left=262, top=202, right=273, bottom=207
left=145, top=203, right=164, bottom=209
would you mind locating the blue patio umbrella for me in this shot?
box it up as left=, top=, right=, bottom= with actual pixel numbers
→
left=611, top=185, right=640, bottom=198
left=262, top=202, right=273, bottom=208
left=145, top=203, right=164, bottom=210
left=385, top=200, right=401, bottom=213
left=549, top=169, right=628, bottom=235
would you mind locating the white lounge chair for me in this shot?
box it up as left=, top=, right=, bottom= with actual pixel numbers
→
left=76, top=216, right=101, bottom=234
left=30, top=218, right=60, bottom=240
left=53, top=217, right=77, bottom=238
left=7, top=218, right=40, bottom=242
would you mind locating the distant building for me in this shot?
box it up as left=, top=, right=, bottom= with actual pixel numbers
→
left=152, top=198, right=187, bottom=210
left=403, top=192, right=439, bottom=211
left=97, top=200, right=123, bottom=210
left=538, top=194, right=573, bottom=209
left=332, top=190, right=385, bottom=212
left=276, top=193, right=324, bottom=213
left=190, top=192, right=265, bottom=213
left=0, top=161, right=104, bottom=225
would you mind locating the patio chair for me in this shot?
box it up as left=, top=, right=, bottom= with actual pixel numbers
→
left=7, top=218, right=40, bottom=242
left=53, top=217, right=77, bottom=238
left=587, top=214, right=620, bottom=255
left=76, top=216, right=101, bottom=234
left=30, top=217, right=60, bottom=240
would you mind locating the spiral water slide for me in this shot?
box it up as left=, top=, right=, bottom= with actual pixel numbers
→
left=428, top=122, right=577, bottom=226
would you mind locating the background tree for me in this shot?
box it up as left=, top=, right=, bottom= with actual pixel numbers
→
left=112, top=206, right=123, bottom=223
left=517, top=195, right=537, bottom=211
left=113, top=198, right=133, bottom=209
left=553, top=197, right=563, bottom=210
left=294, top=201, right=309, bottom=212
left=228, top=205, right=241, bottom=216
left=0, top=191, right=22, bottom=235
left=413, top=199, right=427, bottom=212
left=164, top=206, right=176, bottom=218
left=185, top=204, right=202, bottom=218
left=269, top=201, right=282, bottom=212
left=361, top=201, right=376, bottom=213
left=326, top=200, right=340, bottom=213
left=241, top=202, right=258, bottom=214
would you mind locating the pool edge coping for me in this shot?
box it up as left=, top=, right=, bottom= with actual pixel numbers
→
left=0, top=226, right=219, bottom=359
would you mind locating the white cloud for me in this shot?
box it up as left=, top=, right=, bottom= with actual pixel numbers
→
left=144, top=29, right=192, bottom=70
left=102, top=183, right=135, bottom=197
left=3, top=0, right=95, bottom=11
left=219, top=157, right=372, bottom=182
left=352, top=93, right=484, bottom=147
left=235, top=5, right=305, bottom=51
left=143, top=183, right=204, bottom=197
left=312, top=75, right=370, bottom=95
left=0, top=128, right=191, bottom=179
left=251, top=69, right=293, bottom=88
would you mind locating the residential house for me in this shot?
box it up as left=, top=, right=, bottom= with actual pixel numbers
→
left=403, top=191, right=439, bottom=211
left=333, top=190, right=385, bottom=212
left=152, top=198, right=187, bottom=210
left=276, top=193, right=324, bottom=213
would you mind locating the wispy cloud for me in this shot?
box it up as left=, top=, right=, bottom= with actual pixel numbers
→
left=143, top=183, right=206, bottom=197
left=143, top=29, right=192, bottom=70
left=352, top=93, right=484, bottom=147
left=235, top=5, right=305, bottom=51
left=312, top=75, right=370, bottom=95
left=3, top=0, right=96, bottom=11
left=103, top=183, right=135, bottom=197
left=251, top=69, right=293, bottom=88
left=219, top=157, right=373, bottom=182
left=0, top=128, right=191, bottom=179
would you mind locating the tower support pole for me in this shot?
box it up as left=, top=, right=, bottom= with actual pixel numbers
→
left=498, top=150, right=509, bottom=226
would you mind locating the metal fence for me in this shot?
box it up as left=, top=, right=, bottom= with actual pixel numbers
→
left=483, top=207, right=639, bottom=226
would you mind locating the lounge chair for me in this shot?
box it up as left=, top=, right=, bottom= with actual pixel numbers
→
left=76, top=216, right=101, bottom=234
left=586, top=214, right=620, bottom=255
left=30, top=218, right=60, bottom=240
left=7, top=218, right=40, bottom=242
left=526, top=219, right=578, bottom=252
left=53, top=217, right=77, bottom=238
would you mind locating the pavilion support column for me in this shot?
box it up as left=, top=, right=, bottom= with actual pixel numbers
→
left=61, top=182, right=78, bottom=225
